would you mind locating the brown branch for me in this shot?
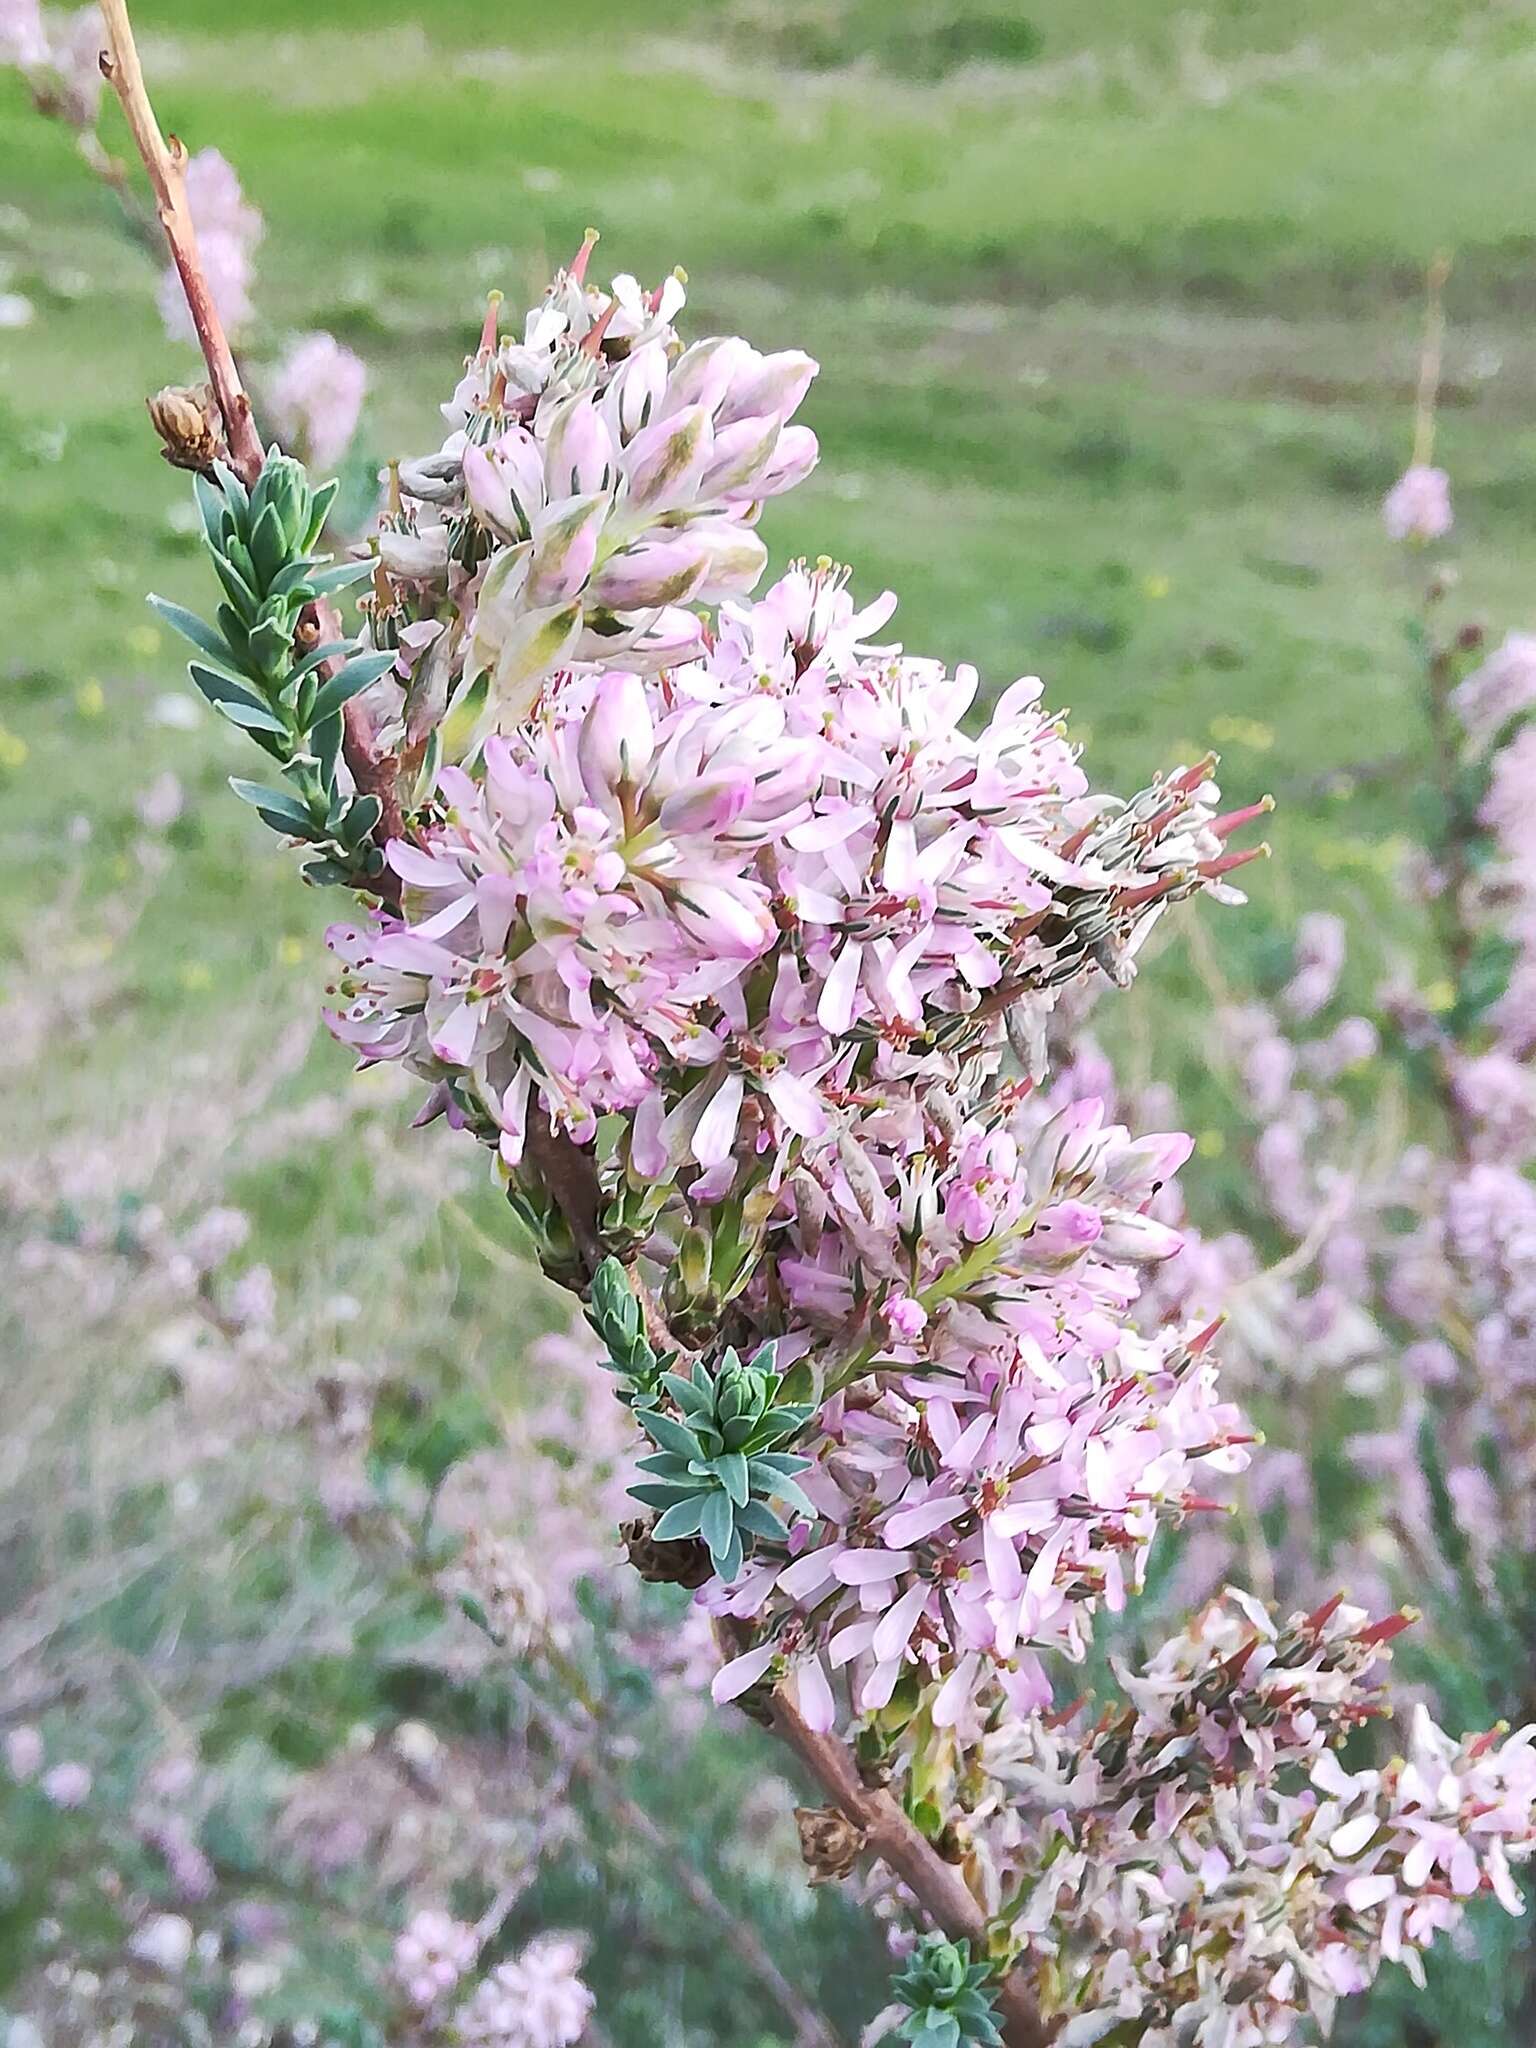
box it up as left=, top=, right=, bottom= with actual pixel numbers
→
left=97, top=0, right=261, bottom=480
left=97, top=0, right=403, bottom=896
left=739, top=1636, right=1052, bottom=2048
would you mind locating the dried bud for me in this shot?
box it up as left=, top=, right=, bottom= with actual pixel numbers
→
left=620, top=1517, right=714, bottom=1590
left=794, top=1804, right=867, bottom=1884
left=147, top=383, right=227, bottom=472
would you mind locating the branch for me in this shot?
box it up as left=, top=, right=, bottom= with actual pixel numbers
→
left=96, top=0, right=403, bottom=895
left=97, top=0, right=261, bottom=481
left=752, top=1646, right=1052, bottom=2048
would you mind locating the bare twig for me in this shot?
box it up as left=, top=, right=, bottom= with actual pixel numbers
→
left=95, top=0, right=403, bottom=898
left=747, top=1638, right=1051, bottom=2048
left=97, top=0, right=261, bottom=478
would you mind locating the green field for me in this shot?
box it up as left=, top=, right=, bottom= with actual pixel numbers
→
left=5, top=2, right=1536, bottom=2038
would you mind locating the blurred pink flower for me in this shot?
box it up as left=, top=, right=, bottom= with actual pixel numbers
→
left=1382, top=464, right=1452, bottom=543
left=269, top=331, right=367, bottom=471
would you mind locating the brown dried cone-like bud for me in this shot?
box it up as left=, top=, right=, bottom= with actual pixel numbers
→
left=620, top=1516, right=714, bottom=1591
left=795, top=1804, right=868, bottom=1884
left=146, top=382, right=228, bottom=472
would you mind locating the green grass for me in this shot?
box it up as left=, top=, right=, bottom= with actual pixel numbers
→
left=5, top=3, right=1536, bottom=2036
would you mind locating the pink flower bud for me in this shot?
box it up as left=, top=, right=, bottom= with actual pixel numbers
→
left=886, top=1292, right=928, bottom=1340
left=699, top=413, right=783, bottom=499
left=527, top=490, right=609, bottom=605
left=590, top=534, right=711, bottom=611
left=727, top=423, right=818, bottom=503
left=463, top=426, right=544, bottom=543
left=691, top=521, right=769, bottom=601
left=1382, top=464, right=1452, bottom=543
left=577, top=671, right=655, bottom=798
left=620, top=402, right=712, bottom=512
left=662, top=335, right=753, bottom=421
left=716, top=348, right=818, bottom=427
left=543, top=392, right=616, bottom=499
left=600, top=338, right=668, bottom=444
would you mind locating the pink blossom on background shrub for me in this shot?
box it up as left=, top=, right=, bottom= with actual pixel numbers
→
left=1382, top=462, right=1452, bottom=542
left=269, top=330, right=367, bottom=470
left=156, top=147, right=261, bottom=344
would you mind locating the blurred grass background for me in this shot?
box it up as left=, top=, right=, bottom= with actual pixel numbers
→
left=5, top=1, right=1536, bottom=2039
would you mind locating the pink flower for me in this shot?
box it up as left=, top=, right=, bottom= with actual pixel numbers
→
left=393, top=1907, right=479, bottom=2011
left=268, top=331, right=367, bottom=471
left=41, top=1760, right=91, bottom=1808
left=1382, top=464, right=1452, bottom=543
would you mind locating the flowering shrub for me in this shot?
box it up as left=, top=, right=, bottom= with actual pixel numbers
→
left=77, top=10, right=1536, bottom=2038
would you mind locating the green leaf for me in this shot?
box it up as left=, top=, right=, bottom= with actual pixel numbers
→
left=291, top=638, right=354, bottom=681
left=309, top=650, right=398, bottom=727
left=629, top=1481, right=702, bottom=1512
left=641, top=1410, right=705, bottom=1461
left=229, top=777, right=317, bottom=836
left=248, top=501, right=291, bottom=587
left=266, top=556, right=322, bottom=602
left=313, top=710, right=343, bottom=791
left=300, top=856, right=355, bottom=888
left=340, top=793, right=383, bottom=847
left=193, top=471, right=230, bottom=548
left=216, top=696, right=290, bottom=738
left=148, top=594, right=235, bottom=666
left=211, top=459, right=249, bottom=519
left=305, top=476, right=341, bottom=548
left=651, top=1495, right=708, bottom=1541
left=700, top=1489, right=735, bottom=1565
left=716, top=1526, right=744, bottom=1582
left=307, top=559, right=375, bottom=596
left=714, top=1451, right=749, bottom=1506
left=735, top=1500, right=790, bottom=1543
left=635, top=1452, right=695, bottom=1480
left=209, top=547, right=261, bottom=620
left=660, top=1371, right=712, bottom=1418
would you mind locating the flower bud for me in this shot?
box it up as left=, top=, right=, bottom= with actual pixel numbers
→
left=590, top=534, right=712, bottom=612
left=463, top=426, right=544, bottom=543
left=661, top=335, right=752, bottom=421
left=377, top=525, right=452, bottom=581
left=727, top=423, right=818, bottom=503
left=577, top=671, right=655, bottom=798
left=543, top=392, right=616, bottom=499
left=526, top=490, right=608, bottom=605
left=621, top=1517, right=713, bottom=1589
left=620, top=402, right=712, bottom=513
left=691, top=521, right=769, bottom=602
left=698, top=413, right=782, bottom=499
left=600, top=338, right=668, bottom=444
left=146, top=383, right=227, bottom=473
left=675, top=1225, right=714, bottom=1300
left=716, top=349, right=818, bottom=427
left=794, top=1805, right=867, bottom=1883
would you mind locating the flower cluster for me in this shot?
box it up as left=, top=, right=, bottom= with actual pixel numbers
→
left=364, top=246, right=817, bottom=744
left=163, top=250, right=1536, bottom=2043
left=394, top=1912, right=593, bottom=2047
left=972, top=1591, right=1536, bottom=2045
